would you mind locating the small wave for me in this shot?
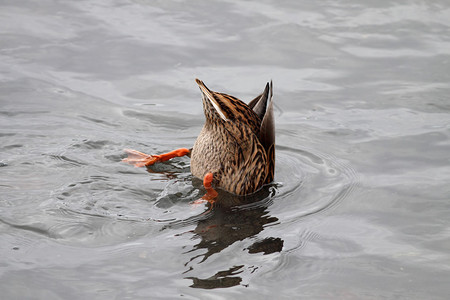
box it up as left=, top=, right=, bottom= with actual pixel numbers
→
left=48, top=154, right=88, bottom=167
left=274, top=144, right=359, bottom=221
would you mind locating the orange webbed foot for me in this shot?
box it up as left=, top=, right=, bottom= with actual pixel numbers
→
left=202, top=172, right=218, bottom=202
left=190, top=173, right=218, bottom=212
left=122, top=149, right=161, bottom=167
left=122, top=148, right=191, bottom=168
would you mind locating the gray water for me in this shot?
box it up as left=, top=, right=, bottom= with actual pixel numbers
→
left=1, top=1, right=450, bottom=299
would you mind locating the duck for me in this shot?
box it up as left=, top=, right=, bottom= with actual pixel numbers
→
left=123, top=79, right=275, bottom=199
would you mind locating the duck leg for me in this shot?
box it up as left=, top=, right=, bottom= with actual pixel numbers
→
left=202, top=172, right=218, bottom=201
left=122, top=148, right=191, bottom=167
left=191, top=172, right=218, bottom=207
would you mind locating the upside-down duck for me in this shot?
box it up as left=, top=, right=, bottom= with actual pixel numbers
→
left=123, top=79, right=275, bottom=200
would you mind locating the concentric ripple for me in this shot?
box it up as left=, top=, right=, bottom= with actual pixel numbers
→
left=275, top=144, right=359, bottom=222
left=53, top=137, right=358, bottom=252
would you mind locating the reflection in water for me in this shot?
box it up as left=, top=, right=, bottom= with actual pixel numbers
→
left=148, top=159, right=284, bottom=289
left=186, top=265, right=244, bottom=289
left=181, top=190, right=283, bottom=289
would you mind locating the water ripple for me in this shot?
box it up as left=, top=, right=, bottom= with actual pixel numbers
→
left=275, top=144, right=359, bottom=221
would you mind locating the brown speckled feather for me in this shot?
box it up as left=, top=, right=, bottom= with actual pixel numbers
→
left=190, top=79, right=275, bottom=195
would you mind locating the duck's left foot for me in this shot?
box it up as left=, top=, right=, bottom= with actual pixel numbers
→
left=122, top=149, right=161, bottom=167
left=122, top=148, right=191, bottom=168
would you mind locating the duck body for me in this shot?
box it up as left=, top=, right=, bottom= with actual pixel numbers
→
left=123, top=79, right=275, bottom=197
left=190, top=79, right=275, bottom=195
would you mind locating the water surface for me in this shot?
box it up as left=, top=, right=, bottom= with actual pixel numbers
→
left=1, top=1, right=450, bottom=299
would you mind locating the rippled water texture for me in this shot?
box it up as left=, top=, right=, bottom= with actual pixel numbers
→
left=1, top=1, right=450, bottom=299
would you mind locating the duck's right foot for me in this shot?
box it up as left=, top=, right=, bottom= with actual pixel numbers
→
left=202, top=173, right=218, bottom=201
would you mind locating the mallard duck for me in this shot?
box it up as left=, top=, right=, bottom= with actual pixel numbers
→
left=123, top=79, right=275, bottom=198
